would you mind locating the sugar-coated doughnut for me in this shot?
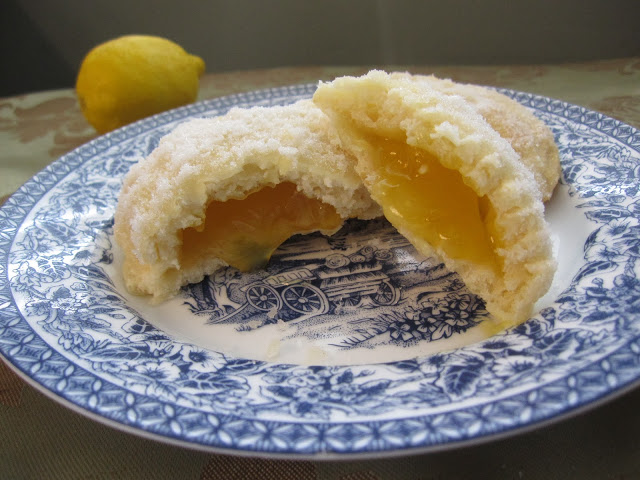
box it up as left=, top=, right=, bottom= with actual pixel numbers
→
left=313, top=70, right=557, bottom=328
left=114, top=99, right=381, bottom=302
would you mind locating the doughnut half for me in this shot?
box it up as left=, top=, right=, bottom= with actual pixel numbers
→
left=313, top=70, right=557, bottom=328
left=114, top=99, right=381, bottom=302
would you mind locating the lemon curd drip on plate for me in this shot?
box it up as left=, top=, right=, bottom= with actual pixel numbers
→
left=367, top=136, right=499, bottom=270
left=180, top=182, right=343, bottom=272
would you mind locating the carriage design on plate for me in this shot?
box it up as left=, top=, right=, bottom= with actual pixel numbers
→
left=244, top=246, right=401, bottom=317
left=197, top=245, right=402, bottom=323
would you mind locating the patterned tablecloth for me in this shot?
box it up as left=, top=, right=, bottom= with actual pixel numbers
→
left=1, top=59, right=639, bottom=479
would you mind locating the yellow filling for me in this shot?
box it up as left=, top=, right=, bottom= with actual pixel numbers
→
left=368, top=136, right=498, bottom=269
left=180, top=182, right=343, bottom=271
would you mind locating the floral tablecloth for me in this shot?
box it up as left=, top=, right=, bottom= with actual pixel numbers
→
left=1, top=59, right=639, bottom=479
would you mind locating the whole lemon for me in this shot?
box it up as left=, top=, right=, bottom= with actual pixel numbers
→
left=76, top=35, right=205, bottom=134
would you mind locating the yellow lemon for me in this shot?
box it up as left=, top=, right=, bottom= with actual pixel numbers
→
left=76, top=35, right=205, bottom=134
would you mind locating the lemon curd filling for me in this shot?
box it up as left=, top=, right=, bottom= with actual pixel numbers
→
left=368, top=136, right=499, bottom=269
left=180, top=182, right=343, bottom=272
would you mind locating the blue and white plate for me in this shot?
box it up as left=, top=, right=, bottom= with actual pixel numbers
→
left=1, top=84, right=639, bottom=458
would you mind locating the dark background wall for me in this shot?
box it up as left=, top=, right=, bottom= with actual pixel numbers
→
left=2, top=0, right=639, bottom=97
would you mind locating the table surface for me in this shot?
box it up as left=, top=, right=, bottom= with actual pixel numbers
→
left=1, top=59, right=640, bottom=479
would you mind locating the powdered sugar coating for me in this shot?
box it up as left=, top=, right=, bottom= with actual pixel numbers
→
left=408, top=74, right=561, bottom=201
